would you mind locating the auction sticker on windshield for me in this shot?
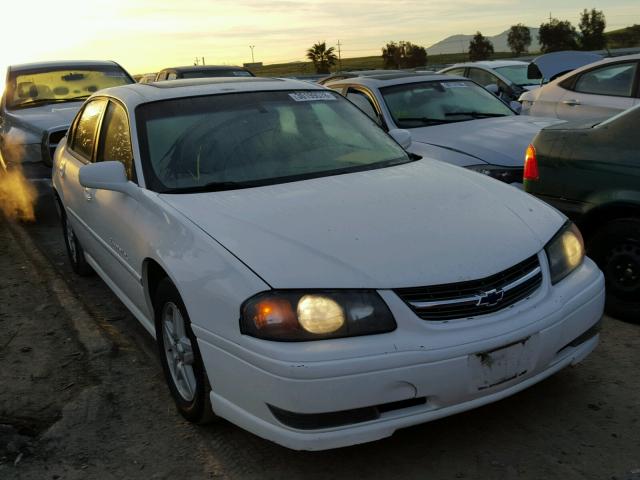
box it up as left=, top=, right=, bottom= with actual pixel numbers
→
left=442, top=82, right=469, bottom=88
left=289, top=91, right=336, bottom=102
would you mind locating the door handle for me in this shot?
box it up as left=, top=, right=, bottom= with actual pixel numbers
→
left=58, top=161, right=66, bottom=177
left=562, top=99, right=580, bottom=106
left=84, top=187, right=94, bottom=201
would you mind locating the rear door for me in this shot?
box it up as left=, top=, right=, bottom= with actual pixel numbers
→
left=556, top=61, right=639, bottom=120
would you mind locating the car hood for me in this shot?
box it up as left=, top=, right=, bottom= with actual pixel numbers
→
left=4, top=102, right=82, bottom=137
left=159, top=159, right=564, bottom=289
left=408, top=116, right=564, bottom=167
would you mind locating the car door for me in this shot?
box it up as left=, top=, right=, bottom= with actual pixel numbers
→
left=57, top=98, right=108, bottom=254
left=81, top=99, right=146, bottom=313
left=556, top=61, right=639, bottom=120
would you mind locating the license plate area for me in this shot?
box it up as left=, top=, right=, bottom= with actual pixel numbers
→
left=469, top=338, right=530, bottom=391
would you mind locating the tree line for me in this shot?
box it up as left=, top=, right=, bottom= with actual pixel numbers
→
left=305, top=9, right=619, bottom=73
left=471, top=9, right=608, bottom=60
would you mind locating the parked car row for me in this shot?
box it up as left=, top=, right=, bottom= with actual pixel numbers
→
left=3, top=53, right=636, bottom=452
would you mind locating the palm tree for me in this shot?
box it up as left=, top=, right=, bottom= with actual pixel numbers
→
left=306, top=42, right=338, bottom=74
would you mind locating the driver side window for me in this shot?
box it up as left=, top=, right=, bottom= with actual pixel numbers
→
left=467, top=68, right=498, bottom=87
left=346, top=89, right=381, bottom=125
left=70, top=99, right=107, bottom=161
left=96, top=101, right=135, bottom=181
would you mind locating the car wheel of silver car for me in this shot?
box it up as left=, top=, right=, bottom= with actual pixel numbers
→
left=61, top=209, right=92, bottom=276
left=154, top=278, right=216, bottom=424
left=589, top=218, right=640, bottom=323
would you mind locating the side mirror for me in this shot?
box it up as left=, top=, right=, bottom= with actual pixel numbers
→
left=79, top=161, right=136, bottom=196
left=485, top=84, right=500, bottom=96
left=388, top=129, right=412, bottom=150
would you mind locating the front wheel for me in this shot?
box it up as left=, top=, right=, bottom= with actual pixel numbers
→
left=589, top=218, right=640, bottom=323
left=154, top=278, right=216, bottom=423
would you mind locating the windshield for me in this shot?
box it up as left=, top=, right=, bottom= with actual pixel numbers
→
left=137, top=90, right=411, bottom=193
left=381, top=80, right=514, bottom=128
left=6, top=66, right=131, bottom=109
left=494, top=65, right=539, bottom=87
left=181, top=70, right=253, bottom=79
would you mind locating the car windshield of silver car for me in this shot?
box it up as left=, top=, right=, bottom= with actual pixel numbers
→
left=381, top=80, right=514, bottom=128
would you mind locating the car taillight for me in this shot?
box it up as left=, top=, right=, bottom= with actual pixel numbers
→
left=524, top=144, right=539, bottom=181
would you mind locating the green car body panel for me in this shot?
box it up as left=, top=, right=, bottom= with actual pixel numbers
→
left=525, top=106, right=640, bottom=229
left=525, top=105, right=640, bottom=322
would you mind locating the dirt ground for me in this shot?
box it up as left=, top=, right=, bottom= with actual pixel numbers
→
left=0, top=169, right=639, bottom=479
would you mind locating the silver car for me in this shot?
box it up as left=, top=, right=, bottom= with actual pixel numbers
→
left=519, top=54, right=640, bottom=120
left=0, top=60, right=133, bottom=167
left=323, top=72, right=562, bottom=186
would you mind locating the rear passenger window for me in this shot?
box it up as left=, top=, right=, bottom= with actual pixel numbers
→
left=97, top=102, right=135, bottom=180
left=574, top=62, right=637, bottom=97
left=70, top=99, right=107, bottom=160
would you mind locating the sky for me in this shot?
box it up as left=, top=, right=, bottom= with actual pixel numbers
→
left=1, top=0, right=639, bottom=75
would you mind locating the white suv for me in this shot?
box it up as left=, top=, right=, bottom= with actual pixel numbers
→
left=52, top=78, right=604, bottom=450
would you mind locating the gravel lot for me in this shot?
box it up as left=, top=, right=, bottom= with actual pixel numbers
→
left=1, top=168, right=639, bottom=479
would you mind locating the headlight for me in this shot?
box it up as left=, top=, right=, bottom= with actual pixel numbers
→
left=466, top=164, right=523, bottom=184
left=545, top=222, right=585, bottom=284
left=240, top=290, right=396, bottom=341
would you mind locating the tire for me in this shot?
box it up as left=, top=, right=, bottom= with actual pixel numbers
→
left=588, top=218, right=640, bottom=323
left=61, top=209, right=92, bottom=276
left=154, top=278, right=216, bottom=423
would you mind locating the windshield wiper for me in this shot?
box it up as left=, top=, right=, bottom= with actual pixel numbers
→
left=13, top=95, right=90, bottom=108
left=444, top=112, right=508, bottom=118
left=163, top=181, right=253, bottom=194
left=396, top=117, right=457, bottom=125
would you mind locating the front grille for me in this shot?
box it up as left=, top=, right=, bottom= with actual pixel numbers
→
left=47, top=130, right=67, bottom=161
left=395, top=255, right=542, bottom=321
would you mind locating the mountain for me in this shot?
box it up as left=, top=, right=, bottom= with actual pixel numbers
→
left=427, top=28, right=541, bottom=55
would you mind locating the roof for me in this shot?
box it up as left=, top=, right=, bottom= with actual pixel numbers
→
left=9, top=60, right=120, bottom=72
left=446, top=60, right=528, bottom=69
left=92, top=77, right=326, bottom=106
left=323, top=72, right=458, bottom=88
left=159, top=65, right=249, bottom=72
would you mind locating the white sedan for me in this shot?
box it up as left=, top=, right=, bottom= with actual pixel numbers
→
left=52, top=78, right=604, bottom=450
left=520, top=54, right=640, bottom=120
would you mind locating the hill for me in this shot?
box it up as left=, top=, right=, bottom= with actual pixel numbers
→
left=252, top=51, right=518, bottom=77
left=605, top=25, right=640, bottom=48
left=426, top=28, right=540, bottom=55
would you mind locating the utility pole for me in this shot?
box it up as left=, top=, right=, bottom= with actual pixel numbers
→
left=194, top=57, right=199, bottom=66
left=549, top=12, right=553, bottom=22
left=202, top=57, right=205, bottom=65
left=249, top=45, right=255, bottom=63
left=337, top=40, right=342, bottom=71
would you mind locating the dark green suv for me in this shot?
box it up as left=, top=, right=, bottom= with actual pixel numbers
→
left=524, top=105, right=640, bottom=322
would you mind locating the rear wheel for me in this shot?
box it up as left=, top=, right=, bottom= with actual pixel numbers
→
left=588, top=218, right=640, bottom=323
left=61, top=209, right=92, bottom=276
left=154, top=278, right=216, bottom=423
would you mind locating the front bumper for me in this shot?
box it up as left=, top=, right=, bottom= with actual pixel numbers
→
left=195, top=256, right=604, bottom=450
